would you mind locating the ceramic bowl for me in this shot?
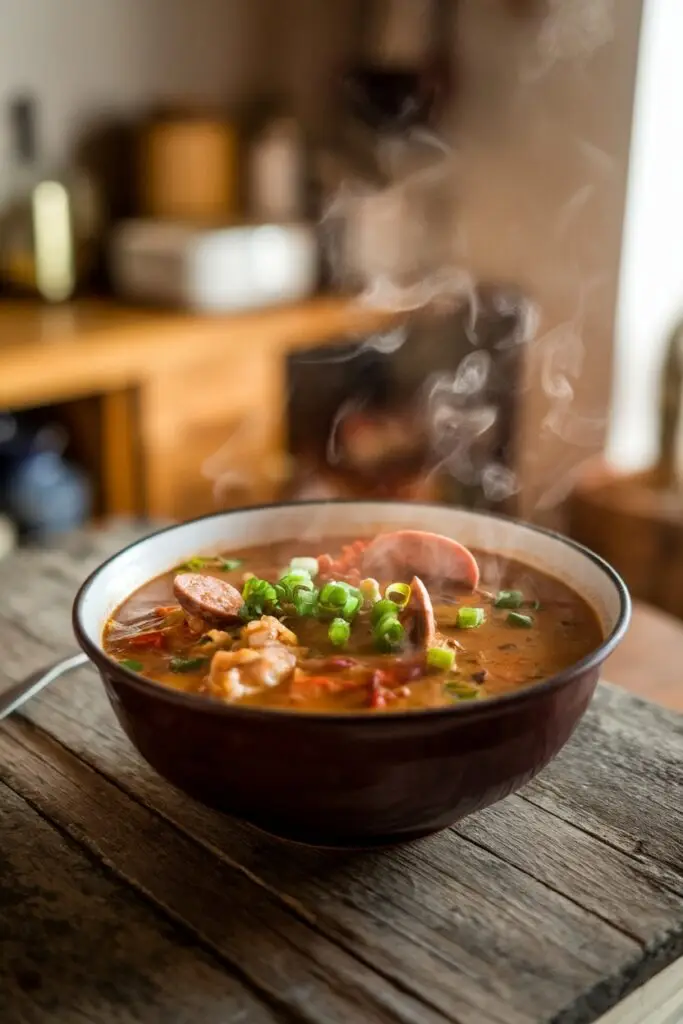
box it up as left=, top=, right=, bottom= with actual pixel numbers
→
left=73, top=501, right=630, bottom=847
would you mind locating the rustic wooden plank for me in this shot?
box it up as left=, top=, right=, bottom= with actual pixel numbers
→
left=0, top=696, right=667, bottom=1024
left=0, top=718, right=451, bottom=1024
left=0, top=782, right=281, bottom=1024
left=521, top=684, right=683, bottom=878
left=1, top=524, right=683, bottom=1024
left=4, top=714, right=637, bottom=1024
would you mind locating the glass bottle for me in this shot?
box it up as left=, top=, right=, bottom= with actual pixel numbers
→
left=0, top=96, right=101, bottom=302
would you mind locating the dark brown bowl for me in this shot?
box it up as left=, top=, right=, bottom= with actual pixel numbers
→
left=73, top=501, right=630, bottom=847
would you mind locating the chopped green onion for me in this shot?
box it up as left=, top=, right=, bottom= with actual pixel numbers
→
left=280, top=569, right=315, bottom=589
left=446, top=682, right=481, bottom=701
left=341, top=590, right=362, bottom=620
left=507, top=611, right=534, bottom=628
left=320, top=582, right=349, bottom=609
left=176, top=556, right=210, bottom=572
left=170, top=656, right=209, bottom=673
left=239, top=604, right=257, bottom=622
left=385, top=582, right=412, bottom=610
left=119, top=658, right=143, bottom=672
left=456, top=607, right=486, bottom=629
left=293, top=589, right=319, bottom=617
left=328, top=617, right=351, bottom=647
left=360, top=577, right=382, bottom=606
left=177, top=555, right=242, bottom=572
left=374, top=614, right=405, bottom=651
left=494, top=590, right=524, bottom=609
left=289, top=556, right=319, bottom=577
left=276, top=571, right=316, bottom=609
left=427, top=647, right=455, bottom=671
left=371, top=598, right=399, bottom=626
left=242, top=577, right=278, bottom=615
left=319, top=581, right=362, bottom=621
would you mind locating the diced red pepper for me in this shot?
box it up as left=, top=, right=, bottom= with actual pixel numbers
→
left=317, top=539, right=368, bottom=580
left=289, top=675, right=337, bottom=700
left=317, top=554, right=333, bottom=576
left=368, top=670, right=387, bottom=709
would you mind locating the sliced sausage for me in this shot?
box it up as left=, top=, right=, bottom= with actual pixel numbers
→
left=402, top=575, right=436, bottom=649
left=362, top=530, right=480, bottom=590
left=173, top=573, right=243, bottom=628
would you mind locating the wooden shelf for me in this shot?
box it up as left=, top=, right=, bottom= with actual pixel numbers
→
left=0, top=296, right=392, bottom=520
left=0, top=297, right=390, bottom=411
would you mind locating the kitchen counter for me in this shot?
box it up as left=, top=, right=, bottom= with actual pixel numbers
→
left=0, top=297, right=388, bottom=409
left=0, top=297, right=390, bottom=519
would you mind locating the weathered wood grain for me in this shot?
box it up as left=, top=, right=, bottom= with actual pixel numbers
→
left=1, top=522, right=682, bottom=1024
left=0, top=782, right=281, bottom=1024
left=0, top=720, right=450, bottom=1024
left=522, top=684, right=683, bottom=875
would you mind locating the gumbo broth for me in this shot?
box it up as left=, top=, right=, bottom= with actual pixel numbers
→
left=103, top=532, right=603, bottom=713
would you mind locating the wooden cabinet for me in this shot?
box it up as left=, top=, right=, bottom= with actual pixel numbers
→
left=138, top=348, right=287, bottom=520
left=0, top=298, right=391, bottom=523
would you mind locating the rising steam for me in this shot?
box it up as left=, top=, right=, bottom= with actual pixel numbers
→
left=200, top=0, right=618, bottom=522
left=535, top=0, right=615, bottom=70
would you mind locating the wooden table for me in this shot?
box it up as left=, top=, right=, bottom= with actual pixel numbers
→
left=1, top=523, right=682, bottom=1024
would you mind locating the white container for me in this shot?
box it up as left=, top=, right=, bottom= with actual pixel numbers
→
left=109, top=219, right=318, bottom=312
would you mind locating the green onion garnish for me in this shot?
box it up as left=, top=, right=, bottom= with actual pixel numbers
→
left=177, top=555, right=242, bottom=572
left=374, top=613, right=405, bottom=651
left=176, top=556, right=210, bottom=572
left=289, top=556, right=319, bottom=577
left=360, top=577, right=382, bottom=607
left=446, top=682, right=481, bottom=701
left=119, top=658, right=143, bottom=672
left=371, top=598, right=399, bottom=626
left=328, top=617, right=351, bottom=647
left=320, top=582, right=349, bottom=609
left=494, top=590, right=523, bottom=609
left=242, top=577, right=278, bottom=616
left=427, top=647, right=455, bottom=671
left=507, top=612, right=534, bottom=628
left=319, top=581, right=362, bottom=621
left=282, top=569, right=315, bottom=587
left=292, top=589, right=319, bottom=617
left=341, top=591, right=362, bottom=620
left=169, top=656, right=209, bottom=673
left=456, top=607, right=486, bottom=629
left=385, top=582, right=412, bottom=610
left=276, top=570, right=316, bottom=607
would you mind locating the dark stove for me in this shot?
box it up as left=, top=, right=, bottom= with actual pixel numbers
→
left=285, top=284, right=534, bottom=511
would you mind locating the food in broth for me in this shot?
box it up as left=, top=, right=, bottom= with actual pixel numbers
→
left=103, top=530, right=603, bottom=712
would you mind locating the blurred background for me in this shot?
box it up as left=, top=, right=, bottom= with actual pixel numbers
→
left=0, top=0, right=682, bottom=619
